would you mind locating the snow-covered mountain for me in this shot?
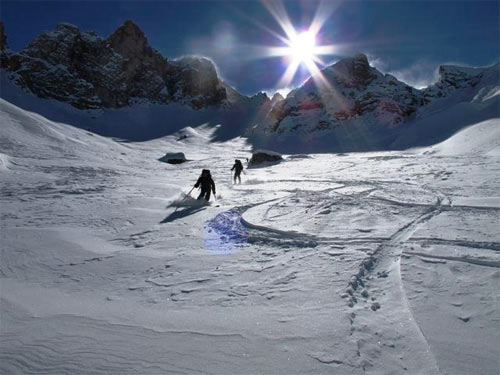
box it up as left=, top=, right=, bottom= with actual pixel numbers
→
left=0, top=21, right=286, bottom=142
left=262, top=54, right=425, bottom=133
left=248, top=55, right=499, bottom=152
left=423, top=64, right=499, bottom=101
left=0, top=21, right=227, bottom=109
left=0, top=21, right=498, bottom=152
left=257, top=54, right=499, bottom=134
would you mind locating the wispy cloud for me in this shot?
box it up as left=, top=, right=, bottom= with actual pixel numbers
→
left=369, top=55, right=441, bottom=89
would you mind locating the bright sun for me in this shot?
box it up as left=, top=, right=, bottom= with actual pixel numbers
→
left=289, top=31, right=316, bottom=62
left=260, top=1, right=338, bottom=88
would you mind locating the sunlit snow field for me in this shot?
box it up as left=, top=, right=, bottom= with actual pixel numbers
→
left=1, top=98, right=499, bottom=374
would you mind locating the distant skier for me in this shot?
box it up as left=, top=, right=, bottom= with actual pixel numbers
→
left=231, top=159, right=244, bottom=184
left=194, top=169, right=216, bottom=201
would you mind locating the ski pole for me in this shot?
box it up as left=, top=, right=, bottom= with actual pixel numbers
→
left=174, top=186, right=195, bottom=213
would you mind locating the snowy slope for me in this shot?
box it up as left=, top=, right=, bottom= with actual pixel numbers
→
left=1, top=98, right=499, bottom=374
left=426, top=119, right=500, bottom=156
left=0, top=72, right=268, bottom=142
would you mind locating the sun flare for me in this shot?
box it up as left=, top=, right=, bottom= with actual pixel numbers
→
left=289, top=31, right=316, bottom=63
left=259, top=1, right=338, bottom=89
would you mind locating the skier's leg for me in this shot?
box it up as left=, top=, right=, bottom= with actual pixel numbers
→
left=205, top=190, right=211, bottom=201
left=197, top=190, right=205, bottom=200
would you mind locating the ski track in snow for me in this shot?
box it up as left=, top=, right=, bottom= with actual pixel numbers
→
left=1, top=99, right=499, bottom=374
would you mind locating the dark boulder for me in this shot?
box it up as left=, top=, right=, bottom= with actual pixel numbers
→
left=248, top=150, right=283, bottom=167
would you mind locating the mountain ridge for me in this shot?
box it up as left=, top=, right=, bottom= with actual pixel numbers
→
left=0, top=20, right=229, bottom=109
left=254, top=54, right=499, bottom=136
left=0, top=20, right=498, bottom=152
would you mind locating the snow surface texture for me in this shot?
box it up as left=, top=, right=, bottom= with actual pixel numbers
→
left=1, top=98, right=499, bottom=374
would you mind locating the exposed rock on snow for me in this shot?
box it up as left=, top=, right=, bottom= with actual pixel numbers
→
left=248, top=149, right=283, bottom=166
left=158, top=152, right=187, bottom=164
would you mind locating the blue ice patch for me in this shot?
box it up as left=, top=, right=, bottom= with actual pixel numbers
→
left=204, top=210, right=247, bottom=254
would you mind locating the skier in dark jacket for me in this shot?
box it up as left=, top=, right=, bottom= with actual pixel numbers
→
left=231, top=159, right=244, bottom=184
left=194, top=169, right=216, bottom=201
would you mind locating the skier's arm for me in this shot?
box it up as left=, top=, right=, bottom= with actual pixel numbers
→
left=231, top=165, right=235, bottom=171
left=211, top=179, right=216, bottom=194
left=194, top=177, right=201, bottom=188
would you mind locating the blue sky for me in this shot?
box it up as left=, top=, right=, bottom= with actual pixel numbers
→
left=1, top=1, right=499, bottom=95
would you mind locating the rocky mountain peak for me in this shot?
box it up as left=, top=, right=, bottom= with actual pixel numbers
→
left=323, top=53, right=374, bottom=86
left=173, top=56, right=217, bottom=76
left=167, top=56, right=227, bottom=107
left=107, top=20, right=151, bottom=59
left=263, top=53, right=425, bottom=133
left=271, top=92, right=284, bottom=103
left=352, top=53, right=370, bottom=76
left=260, top=54, right=499, bottom=137
left=0, top=21, right=229, bottom=109
left=54, top=22, right=80, bottom=34
left=438, top=64, right=482, bottom=87
left=249, top=91, right=269, bottom=104
left=423, top=63, right=497, bottom=100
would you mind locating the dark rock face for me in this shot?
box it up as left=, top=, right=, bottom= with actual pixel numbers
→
left=330, top=53, right=376, bottom=87
left=167, top=56, right=227, bottom=109
left=0, top=21, right=227, bottom=109
left=248, top=150, right=283, bottom=166
left=108, top=20, right=151, bottom=60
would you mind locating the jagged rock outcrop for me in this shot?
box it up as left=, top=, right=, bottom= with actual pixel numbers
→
left=423, top=64, right=499, bottom=101
left=248, top=91, right=270, bottom=105
left=0, top=21, right=226, bottom=109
